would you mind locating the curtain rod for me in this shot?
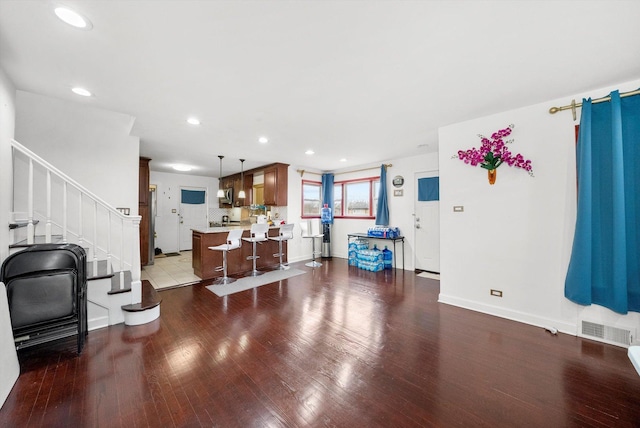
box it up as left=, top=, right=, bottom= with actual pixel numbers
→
left=335, top=163, right=391, bottom=176
left=548, top=88, right=640, bottom=121
left=296, top=163, right=392, bottom=178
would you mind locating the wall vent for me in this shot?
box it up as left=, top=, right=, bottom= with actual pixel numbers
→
left=580, top=321, right=635, bottom=348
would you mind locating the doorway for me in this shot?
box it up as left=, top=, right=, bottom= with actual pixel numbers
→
left=414, top=171, right=440, bottom=273
left=179, top=187, right=207, bottom=251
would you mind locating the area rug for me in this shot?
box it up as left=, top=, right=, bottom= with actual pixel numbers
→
left=417, top=271, right=440, bottom=280
left=206, top=268, right=306, bottom=297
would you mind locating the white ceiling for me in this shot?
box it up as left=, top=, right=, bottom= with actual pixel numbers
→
left=1, top=0, right=639, bottom=177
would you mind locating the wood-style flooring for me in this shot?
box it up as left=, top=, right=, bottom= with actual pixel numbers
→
left=2, top=259, right=639, bottom=427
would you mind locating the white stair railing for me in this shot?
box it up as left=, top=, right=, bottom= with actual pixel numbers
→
left=10, top=139, right=141, bottom=296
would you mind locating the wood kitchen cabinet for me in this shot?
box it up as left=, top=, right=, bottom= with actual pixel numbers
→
left=139, top=157, right=151, bottom=266
left=241, top=173, right=253, bottom=206
left=263, top=163, right=288, bottom=206
left=219, top=162, right=287, bottom=207
left=218, top=176, right=234, bottom=208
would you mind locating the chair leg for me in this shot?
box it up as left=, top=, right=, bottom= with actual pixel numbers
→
left=214, top=250, right=236, bottom=285
left=276, top=239, right=289, bottom=270
left=247, top=241, right=264, bottom=277
left=305, top=237, right=322, bottom=268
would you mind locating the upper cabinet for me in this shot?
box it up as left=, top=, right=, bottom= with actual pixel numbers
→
left=219, top=162, right=287, bottom=208
left=241, top=173, right=253, bottom=206
left=263, top=163, right=288, bottom=206
left=218, top=176, right=234, bottom=208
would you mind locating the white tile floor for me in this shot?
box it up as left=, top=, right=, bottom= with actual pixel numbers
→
left=141, top=251, right=201, bottom=290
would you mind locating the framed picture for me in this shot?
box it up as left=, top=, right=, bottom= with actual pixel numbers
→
left=393, top=189, right=403, bottom=197
left=392, top=175, right=404, bottom=187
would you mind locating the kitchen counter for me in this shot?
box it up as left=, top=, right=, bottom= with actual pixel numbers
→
left=193, top=224, right=283, bottom=233
left=192, top=225, right=287, bottom=280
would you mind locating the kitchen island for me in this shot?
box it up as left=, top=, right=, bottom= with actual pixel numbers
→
left=192, top=225, right=287, bottom=280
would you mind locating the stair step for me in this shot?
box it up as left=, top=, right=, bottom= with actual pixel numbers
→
left=9, top=234, right=64, bottom=248
left=87, top=260, right=113, bottom=280
left=122, top=280, right=161, bottom=312
left=9, top=219, right=39, bottom=230
left=108, top=270, right=132, bottom=295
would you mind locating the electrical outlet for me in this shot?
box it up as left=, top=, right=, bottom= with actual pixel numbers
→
left=490, top=289, right=503, bottom=297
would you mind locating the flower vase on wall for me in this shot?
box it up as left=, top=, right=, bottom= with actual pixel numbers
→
left=488, top=169, right=497, bottom=185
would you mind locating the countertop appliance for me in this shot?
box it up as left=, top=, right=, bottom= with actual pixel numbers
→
left=222, top=215, right=229, bottom=223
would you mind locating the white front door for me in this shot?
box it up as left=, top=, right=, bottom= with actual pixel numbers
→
left=414, top=171, right=440, bottom=273
left=179, top=187, right=208, bottom=251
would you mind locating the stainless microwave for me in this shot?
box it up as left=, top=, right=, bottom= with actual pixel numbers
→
left=220, top=187, right=233, bottom=204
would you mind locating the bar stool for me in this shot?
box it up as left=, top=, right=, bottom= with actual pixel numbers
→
left=208, top=229, right=243, bottom=285
left=300, top=219, right=323, bottom=268
left=268, top=223, right=295, bottom=270
left=242, top=223, right=269, bottom=277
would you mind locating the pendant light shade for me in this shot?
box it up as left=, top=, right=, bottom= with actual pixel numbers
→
left=238, top=159, right=246, bottom=199
left=216, top=155, right=225, bottom=198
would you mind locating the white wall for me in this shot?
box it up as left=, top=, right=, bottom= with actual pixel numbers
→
left=15, top=91, right=139, bottom=211
left=0, top=66, right=20, bottom=410
left=149, top=170, right=218, bottom=254
left=438, top=78, right=640, bottom=335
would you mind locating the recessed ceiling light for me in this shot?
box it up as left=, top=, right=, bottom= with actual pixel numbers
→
left=258, top=136, right=269, bottom=144
left=305, top=150, right=315, bottom=155
left=71, top=87, right=92, bottom=97
left=54, top=6, right=92, bottom=30
left=187, top=117, right=200, bottom=125
left=340, top=158, right=347, bottom=162
left=173, top=164, right=193, bottom=172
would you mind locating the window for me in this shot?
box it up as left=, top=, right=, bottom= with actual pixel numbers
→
left=302, top=180, right=321, bottom=217
left=333, top=176, right=380, bottom=218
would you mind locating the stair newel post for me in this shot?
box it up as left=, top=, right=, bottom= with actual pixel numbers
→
left=120, top=220, right=125, bottom=289
left=77, top=192, right=83, bottom=249
left=27, top=158, right=34, bottom=245
left=62, top=182, right=68, bottom=243
left=107, top=211, right=112, bottom=275
left=92, top=200, right=98, bottom=278
left=46, top=170, right=52, bottom=243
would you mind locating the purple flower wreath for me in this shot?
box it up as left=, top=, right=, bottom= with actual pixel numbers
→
left=455, top=124, right=533, bottom=176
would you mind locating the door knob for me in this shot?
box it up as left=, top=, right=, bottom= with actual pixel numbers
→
left=415, top=224, right=421, bottom=229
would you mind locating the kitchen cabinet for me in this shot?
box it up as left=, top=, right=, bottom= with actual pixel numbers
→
left=241, top=173, right=253, bottom=206
left=263, top=163, right=288, bottom=206
left=218, top=176, right=234, bottom=208
left=139, top=157, right=151, bottom=266
left=192, top=226, right=284, bottom=279
left=219, top=162, right=287, bottom=208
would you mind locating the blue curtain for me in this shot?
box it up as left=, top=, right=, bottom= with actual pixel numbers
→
left=321, top=173, right=334, bottom=224
left=418, top=177, right=439, bottom=201
left=565, top=90, right=640, bottom=314
left=375, top=164, right=389, bottom=225
left=181, top=189, right=205, bottom=204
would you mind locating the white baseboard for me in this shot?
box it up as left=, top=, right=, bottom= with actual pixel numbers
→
left=438, top=293, right=577, bottom=335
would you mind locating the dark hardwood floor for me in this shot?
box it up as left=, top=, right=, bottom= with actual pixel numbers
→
left=2, top=258, right=639, bottom=427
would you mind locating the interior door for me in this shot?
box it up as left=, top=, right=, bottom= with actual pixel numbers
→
left=414, top=171, right=440, bottom=273
left=179, top=187, right=207, bottom=251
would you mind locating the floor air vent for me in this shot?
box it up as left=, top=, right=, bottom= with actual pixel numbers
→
left=580, top=321, right=635, bottom=347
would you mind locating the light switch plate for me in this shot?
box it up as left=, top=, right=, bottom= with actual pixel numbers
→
left=453, top=206, right=464, bottom=212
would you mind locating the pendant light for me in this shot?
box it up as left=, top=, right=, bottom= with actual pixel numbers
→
left=216, top=155, right=225, bottom=198
left=238, top=159, right=246, bottom=199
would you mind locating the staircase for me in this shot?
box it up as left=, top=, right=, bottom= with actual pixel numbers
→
left=8, top=139, right=160, bottom=329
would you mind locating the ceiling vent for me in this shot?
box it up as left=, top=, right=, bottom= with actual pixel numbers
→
left=580, top=320, right=636, bottom=348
